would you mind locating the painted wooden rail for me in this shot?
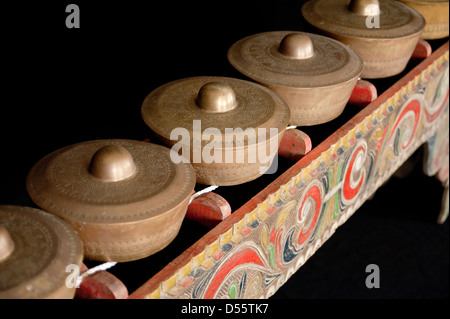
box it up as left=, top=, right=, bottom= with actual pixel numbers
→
left=126, top=41, right=448, bottom=299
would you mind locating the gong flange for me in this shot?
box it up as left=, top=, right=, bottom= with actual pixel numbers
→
left=228, top=31, right=363, bottom=126
left=397, top=0, right=449, bottom=39
left=0, top=205, right=83, bottom=299
left=26, top=139, right=196, bottom=262
left=141, top=76, right=290, bottom=186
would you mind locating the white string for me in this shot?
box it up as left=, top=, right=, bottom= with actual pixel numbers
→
left=286, top=125, right=297, bottom=130
left=189, top=185, right=219, bottom=204
left=76, top=261, right=117, bottom=287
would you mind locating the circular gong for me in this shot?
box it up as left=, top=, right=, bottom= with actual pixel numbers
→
left=397, top=0, right=449, bottom=39
left=0, top=205, right=83, bottom=299
left=26, top=139, right=196, bottom=262
left=228, top=31, right=362, bottom=126
left=302, top=0, right=425, bottom=78
left=141, top=76, right=290, bottom=186
left=302, top=0, right=425, bottom=39
left=227, top=31, right=363, bottom=88
left=141, top=76, right=290, bottom=147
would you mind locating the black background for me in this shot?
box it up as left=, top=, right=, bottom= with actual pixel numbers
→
left=0, top=0, right=448, bottom=302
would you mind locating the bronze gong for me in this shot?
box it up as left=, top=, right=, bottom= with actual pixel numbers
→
left=26, top=139, right=196, bottom=262
left=0, top=205, right=83, bottom=299
left=228, top=31, right=363, bottom=126
left=397, top=0, right=449, bottom=39
left=141, top=76, right=291, bottom=186
left=302, top=0, right=425, bottom=78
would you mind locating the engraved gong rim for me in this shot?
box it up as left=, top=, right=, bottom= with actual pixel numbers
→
left=301, top=0, right=425, bottom=39
left=141, top=76, right=291, bottom=148
left=227, top=31, right=363, bottom=88
left=26, top=139, right=196, bottom=224
left=397, top=0, right=449, bottom=39
left=0, top=205, right=83, bottom=299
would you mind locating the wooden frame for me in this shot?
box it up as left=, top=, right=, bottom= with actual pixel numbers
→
left=129, top=41, right=449, bottom=299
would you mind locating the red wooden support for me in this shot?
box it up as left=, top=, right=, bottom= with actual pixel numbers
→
left=348, top=79, right=378, bottom=108
left=411, top=39, right=432, bottom=60
left=278, top=128, right=312, bottom=162
left=75, top=263, right=128, bottom=299
left=185, top=192, right=232, bottom=228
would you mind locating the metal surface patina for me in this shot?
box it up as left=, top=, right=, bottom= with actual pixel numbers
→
left=228, top=31, right=363, bottom=126
left=26, top=139, right=196, bottom=262
left=141, top=76, right=290, bottom=186
left=0, top=205, right=83, bottom=299
left=302, top=0, right=425, bottom=78
left=397, top=0, right=449, bottom=39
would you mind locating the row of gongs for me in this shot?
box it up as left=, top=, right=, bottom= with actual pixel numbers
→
left=1, top=0, right=448, bottom=298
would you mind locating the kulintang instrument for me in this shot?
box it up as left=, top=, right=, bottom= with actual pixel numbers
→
left=26, top=139, right=196, bottom=262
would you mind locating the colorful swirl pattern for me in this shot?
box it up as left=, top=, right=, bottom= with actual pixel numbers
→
left=143, top=50, right=449, bottom=300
